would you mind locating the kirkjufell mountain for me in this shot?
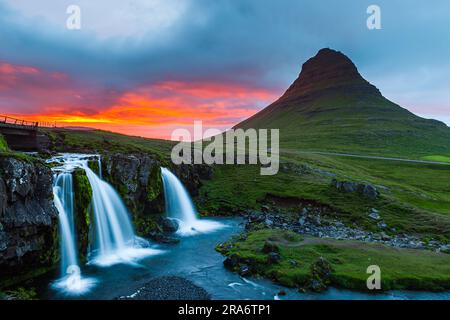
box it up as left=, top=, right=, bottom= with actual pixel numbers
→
left=236, top=48, right=450, bottom=157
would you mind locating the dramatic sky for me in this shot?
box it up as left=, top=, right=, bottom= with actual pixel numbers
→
left=0, top=0, right=449, bottom=139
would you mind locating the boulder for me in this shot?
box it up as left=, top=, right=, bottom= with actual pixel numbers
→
left=267, top=252, right=281, bottom=264
left=331, top=179, right=379, bottom=199
left=159, top=217, right=179, bottom=233
left=223, top=254, right=240, bottom=270
left=239, top=265, right=250, bottom=276
left=262, top=241, right=279, bottom=253
left=307, top=257, right=334, bottom=292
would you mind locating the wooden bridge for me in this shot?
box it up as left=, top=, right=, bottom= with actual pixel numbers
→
left=0, top=115, right=53, bottom=151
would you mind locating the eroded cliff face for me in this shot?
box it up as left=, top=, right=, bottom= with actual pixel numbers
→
left=100, top=153, right=213, bottom=235
left=0, top=156, right=58, bottom=286
left=101, top=153, right=164, bottom=235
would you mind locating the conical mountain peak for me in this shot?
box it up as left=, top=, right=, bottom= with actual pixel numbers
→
left=280, top=48, right=380, bottom=101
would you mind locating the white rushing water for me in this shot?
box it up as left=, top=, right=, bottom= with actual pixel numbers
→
left=83, top=164, right=161, bottom=267
left=51, top=166, right=96, bottom=295
left=161, top=167, right=225, bottom=236
left=49, top=154, right=161, bottom=294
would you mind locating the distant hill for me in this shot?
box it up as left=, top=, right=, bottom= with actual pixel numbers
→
left=236, top=48, right=450, bottom=158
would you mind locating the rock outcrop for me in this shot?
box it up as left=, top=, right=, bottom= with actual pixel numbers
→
left=0, top=156, right=58, bottom=286
left=101, top=153, right=164, bottom=235
left=100, top=153, right=213, bottom=236
left=331, top=179, right=379, bottom=200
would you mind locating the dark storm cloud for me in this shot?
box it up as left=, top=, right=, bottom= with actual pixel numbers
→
left=0, top=0, right=449, bottom=124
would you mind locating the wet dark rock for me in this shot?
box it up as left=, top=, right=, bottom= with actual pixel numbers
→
left=159, top=217, right=179, bottom=233
left=267, top=252, right=281, bottom=264
left=103, top=153, right=163, bottom=215
left=147, top=231, right=180, bottom=245
left=0, top=156, right=58, bottom=283
left=223, top=254, right=240, bottom=270
left=239, top=265, right=251, bottom=276
left=170, top=163, right=213, bottom=197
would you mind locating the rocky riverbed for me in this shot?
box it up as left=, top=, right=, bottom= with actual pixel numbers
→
left=245, top=208, right=450, bottom=252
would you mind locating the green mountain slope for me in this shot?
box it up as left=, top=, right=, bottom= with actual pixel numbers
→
left=236, top=48, right=450, bottom=158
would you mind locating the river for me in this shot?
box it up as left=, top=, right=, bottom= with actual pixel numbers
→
left=38, top=217, right=450, bottom=300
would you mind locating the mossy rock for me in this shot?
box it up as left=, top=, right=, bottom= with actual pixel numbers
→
left=87, top=159, right=100, bottom=176
left=0, top=134, right=8, bottom=152
left=73, top=169, right=92, bottom=262
left=146, top=164, right=163, bottom=202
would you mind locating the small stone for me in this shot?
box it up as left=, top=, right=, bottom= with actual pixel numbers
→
left=298, top=217, right=306, bottom=226
left=289, top=259, right=298, bottom=266
left=380, top=232, right=391, bottom=241
left=268, top=252, right=281, bottom=264
left=262, top=241, right=279, bottom=253
left=239, top=265, right=250, bottom=276
left=368, top=208, right=380, bottom=220
left=278, top=290, right=287, bottom=296
left=378, top=221, right=387, bottom=229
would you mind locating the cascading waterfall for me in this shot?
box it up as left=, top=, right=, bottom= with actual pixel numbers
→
left=51, top=168, right=96, bottom=295
left=49, top=154, right=161, bottom=293
left=54, top=173, right=77, bottom=275
left=161, top=167, right=224, bottom=236
left=84, top=164, right=159, bottom=267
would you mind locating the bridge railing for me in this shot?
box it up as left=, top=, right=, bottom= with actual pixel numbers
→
left=0, top=115, right=39, bottom=128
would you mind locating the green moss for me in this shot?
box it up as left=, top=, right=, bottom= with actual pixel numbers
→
left=219, top=229, right=450, bottom=292
left=146, top=165, right=162, bottom=201
left=73, top=169, right=92, bottom=262
left=133, top=215, right=161, bottom=236
left=1, top=287, right=38, bottom=300
left=0, top=134, right=8, bottom=152
left=87, top=159, right=100, bottom=175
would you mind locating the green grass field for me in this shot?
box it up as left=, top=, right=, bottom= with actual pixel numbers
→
left=218, top=229, right=450, bottom=291
left=422, top=155, right=450, bottom=163
left=199, top=150, right=450, bottom=241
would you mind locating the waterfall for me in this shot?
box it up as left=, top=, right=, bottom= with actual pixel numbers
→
left=83, top=164, right=160, bottom=267
left=161, top=167, right=224, bottom=236
left=51, top=170, right=96, bottom=295
left=54, top=173, right=77, bottom=274
left=49, top=153, right=161, bottom=293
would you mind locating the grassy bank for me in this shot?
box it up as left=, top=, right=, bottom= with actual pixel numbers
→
left=218, top=229, right=450, bottom=291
